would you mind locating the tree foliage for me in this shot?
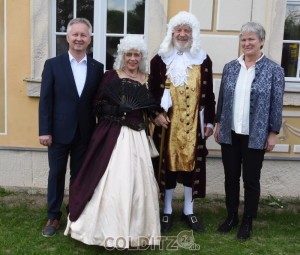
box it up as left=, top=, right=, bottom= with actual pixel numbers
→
left=284, top=7, right=300, bottom=40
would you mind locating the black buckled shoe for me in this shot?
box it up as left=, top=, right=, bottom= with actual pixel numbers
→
left=237, top=216, right=252, bottom=240
left=217, top=214, right=239, bottom=233
left=161, top=214, right=173, bottom=233
left=181, top=213, right=205, bottom=233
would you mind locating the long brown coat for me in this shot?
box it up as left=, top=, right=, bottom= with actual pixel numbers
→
left=148, top=54, right=215, bottom=199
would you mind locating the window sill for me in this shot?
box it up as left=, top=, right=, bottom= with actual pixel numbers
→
left=23, top=78, right=41, bottom=97
left=284, top=91, right=300, bottom=106
left=285, top=81, right=300, bottom=93
left=283, top=81, right=300, bottom=106
left=285, top=88, right=300, bottom=93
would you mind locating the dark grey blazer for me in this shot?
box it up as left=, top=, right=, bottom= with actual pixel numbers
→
left=215, top=55, right=285, bottom=149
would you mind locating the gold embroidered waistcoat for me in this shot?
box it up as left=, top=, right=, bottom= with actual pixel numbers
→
left=167, top=65, right=201, bottom=171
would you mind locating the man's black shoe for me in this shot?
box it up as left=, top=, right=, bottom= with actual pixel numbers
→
left=161, top=213, right=173, bottom=233
left=181, top=213, right=205, bottom=233
left=237, top=216, right=252, bottom=240
left=217, top=214, right=239, bottom=233
left=42, top=219, right=61, bottom=237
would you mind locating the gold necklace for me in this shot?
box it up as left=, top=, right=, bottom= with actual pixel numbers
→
left=122, top=67, right=138, bottom=78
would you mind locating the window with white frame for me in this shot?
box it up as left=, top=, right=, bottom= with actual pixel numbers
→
left=105, top=0, right=146, bottom=69
left=55, top=0, right=94, bottom=56
left=52, top=0, right=146, bottom=70
left=281, top=0, right=300, bottom=85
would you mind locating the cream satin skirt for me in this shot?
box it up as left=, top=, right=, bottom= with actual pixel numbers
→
left=64, top=127, right=161, bottom=248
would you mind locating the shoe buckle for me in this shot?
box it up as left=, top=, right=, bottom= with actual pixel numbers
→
left=191, top=216, right=198, bottom=223
left=162, top=215, right=169, bottom=223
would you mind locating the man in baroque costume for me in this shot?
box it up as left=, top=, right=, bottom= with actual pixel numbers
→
left=148, top=11, right=215, bottom=233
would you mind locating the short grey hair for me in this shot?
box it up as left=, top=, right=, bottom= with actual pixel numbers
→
left=66, top=18, right=92, bottom=36
left=240, top=22, right=265, bottom=41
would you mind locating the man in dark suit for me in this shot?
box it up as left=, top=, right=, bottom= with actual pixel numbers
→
left=39, top=18, right=104, bottom=237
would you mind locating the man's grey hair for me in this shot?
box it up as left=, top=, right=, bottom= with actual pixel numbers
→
left=66, top=18, right=92, bottom=36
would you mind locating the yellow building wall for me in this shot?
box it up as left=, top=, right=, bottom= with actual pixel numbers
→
left=0, top=0, right=191, bottom=149
left=278, top=106, right=300, bottom=157
left=166, top=0, right=300, bottom=158
left=0, top=0, right=4, bottom=133
left=0, top=0, right=208, bottom=149
left=167, top=0, right=189, bottom=19
left=0, top=0, right=299, bottom=157
left=0, top=0, right=39, bottom=147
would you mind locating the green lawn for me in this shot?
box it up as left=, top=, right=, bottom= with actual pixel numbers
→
left=0, top=189, right=299, bottom=255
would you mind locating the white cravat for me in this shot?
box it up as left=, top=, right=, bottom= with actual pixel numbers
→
left=160, top=48, right=207, bottom=112
left=162, top=48, right=207, bottom=87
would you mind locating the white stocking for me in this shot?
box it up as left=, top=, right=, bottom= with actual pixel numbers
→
left=163, top=188, right=175, bottom=214
left=183, top=186, right=194, bottom=215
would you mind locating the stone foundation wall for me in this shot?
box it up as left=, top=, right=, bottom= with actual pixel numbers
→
left=0, top=150, right=299, bottom=198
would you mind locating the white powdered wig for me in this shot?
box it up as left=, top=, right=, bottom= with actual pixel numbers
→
left=158, top=11, right=202, bottom=58
left=113, top=35, right=148, bottom=73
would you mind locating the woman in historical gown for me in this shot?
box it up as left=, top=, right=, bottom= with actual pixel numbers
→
left=64, top=35, right=161, bottom=248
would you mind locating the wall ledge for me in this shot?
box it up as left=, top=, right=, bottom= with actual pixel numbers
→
left=283, top=91, right=300, bottom=106
left=24, top=77, right=41, bottom=97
